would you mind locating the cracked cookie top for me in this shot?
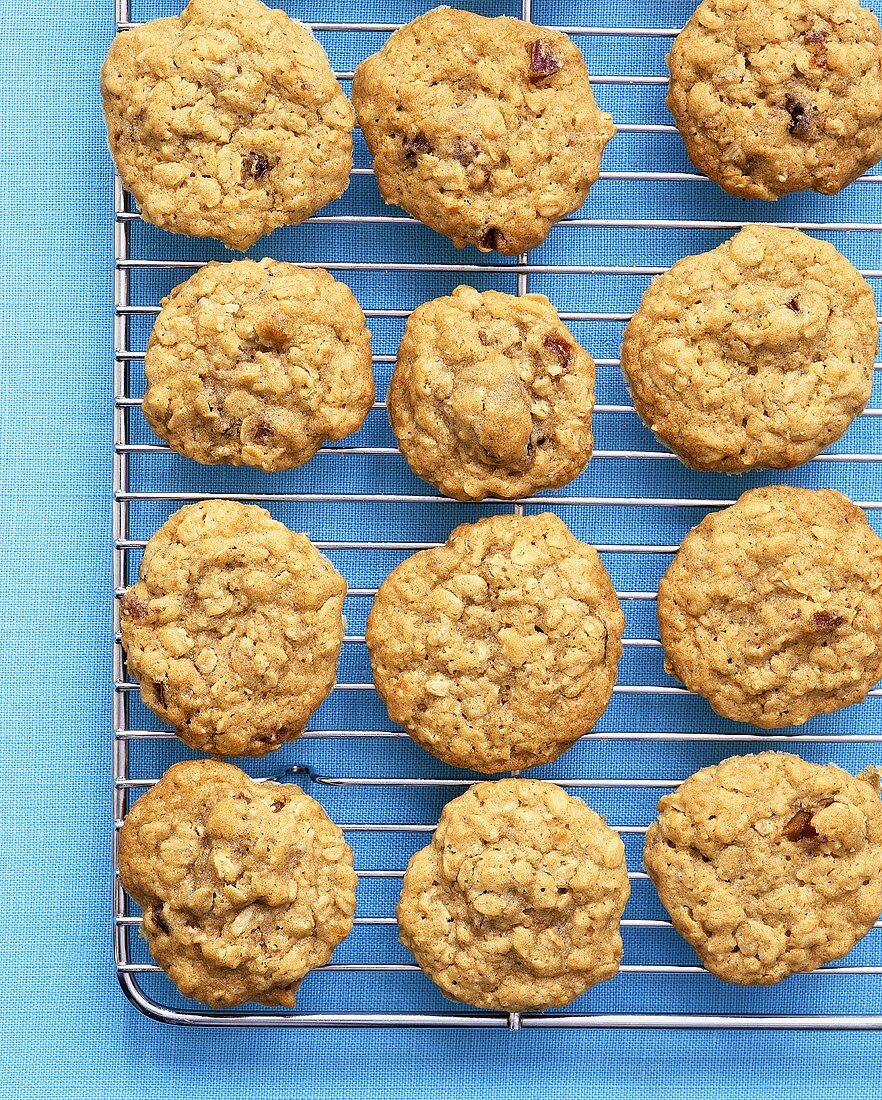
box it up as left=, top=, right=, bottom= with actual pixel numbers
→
left=119, top=760, right=356, bottom=1007
left=644, top=752, right=882, bottom=984
left=397, top=778, right=630, bottom=1010
left=120, top=500, right=346, bottom=756
left=365, top=513, right=624, bottom=772
left=142, top=259, right=374, bottom=472
left=101, top=0, right=354, bottom=249
left=666, top=0, right=882, bottom=199
left=388, top=286, right=595, bottom=500
left=621, top=226, right=878, bottom=473
left=658, top=486, right=882, bottom=728
left=352, top=8, right=614, bottom=254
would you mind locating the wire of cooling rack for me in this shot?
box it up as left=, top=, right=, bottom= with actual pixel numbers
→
left=113, top=0, right=882, bottom=1028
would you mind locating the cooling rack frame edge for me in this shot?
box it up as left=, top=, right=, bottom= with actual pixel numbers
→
left=111, top=0, right=882, bottom=1030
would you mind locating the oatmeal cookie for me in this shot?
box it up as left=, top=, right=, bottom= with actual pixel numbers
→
left=142, top=259, right=374, bottom=471
left=398, top=778, right=630, bottom=1010
left=120, top=500, right=346, bottom=756
left=621, top=226, right=878, bottom=472
left=366, top=512, right=624, bottom=772
left=388, top=286, right=595, bottom=500
left=658, top=486, right=882, bottom=727
left=666, top=0, right=882, bottom=199
left=119, top=759, right=356, bottom=1007
left=644, top=752, right=882, bottom=984
left=352, top=8, right=614, bottom=254
left=101, top=0, right=354, bottom=249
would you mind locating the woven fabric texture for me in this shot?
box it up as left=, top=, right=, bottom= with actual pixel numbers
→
left=3, top=0, right=882, bottom=1095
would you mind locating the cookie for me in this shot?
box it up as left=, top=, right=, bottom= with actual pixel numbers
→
left=621, top=225, right=878, bottom=473
left=366, top=512, right=624, bottom=772
left=142, top=259, right=374, bottom=472
left=120, top=500, right=346, bottom=756
left=101, top=0, right=354, bottom=249
left=118, top=759, right=356, bottom=1007
left=352, top=8, right=614, bottom=254
left=666, top=0, right=882, bottom=199
left=644, top=752, right=882, bottom=984
left=397, top=778, right=630, bottom=1010
left=658, top=486, right=882, bottom=728
left=388, top=287, right=595, bottom=500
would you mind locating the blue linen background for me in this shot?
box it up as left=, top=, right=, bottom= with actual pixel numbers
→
left=4, top=0, right=882, bottom=1093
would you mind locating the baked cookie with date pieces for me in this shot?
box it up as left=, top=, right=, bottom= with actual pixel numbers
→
left=397, top=778, right=630, bottom=1010
left=142, top=259, right=374, bottom=472
left=118, top=759, right=356, bottom=1007
left=100, top=0, right=354, bottom=249
left=657, top=486, right=882, bottom=728
left=119, top=500, right=346, bottom=756
left=621, top=225, right=878, bottom=472
left=644, top=752, right=882, bottom=984
left=352, top=8, right=614, bottom=253
left=366, top=512, right=624, bottom=772
left=666, top=0, right=882, bottom=199
left=388, top=286, right=595, bottom=500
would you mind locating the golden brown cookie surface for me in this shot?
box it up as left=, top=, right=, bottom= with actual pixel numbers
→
left=143, top=260, right=374, bottom=472
left=352, top=8, right=614, bottom=253
left=120, top=500, right=346, bottom=756
left=119, top=760, right=356, bottom=1007
left=397, top=778, right=630, bottom=1010
left=666, top=0, right=882, bottom=199
left=621, top=226, right=877, bottom=472
left=644, top=753, right=882, bottom=984
left=658, top=486, right=882, bottom=727
left=101, top=0, right=354, bottom=249
left=366, top=512, right=624, bottom=772
left=388, top=286, right=595, bottom=500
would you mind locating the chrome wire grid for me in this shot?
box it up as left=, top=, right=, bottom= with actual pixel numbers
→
left=113, top=0, right=882, bottom=1028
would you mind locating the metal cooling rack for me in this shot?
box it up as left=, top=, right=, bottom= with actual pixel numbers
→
left=113, top=0, right=882, bottom=1028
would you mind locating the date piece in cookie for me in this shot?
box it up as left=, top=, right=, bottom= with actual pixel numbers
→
left=352, top=8, right=614, bottom=254
left=666, top=0, right=882, bottom=199
left=644, top=752, right=882, bottom=984
left=101, top=0, right=354, bottom=249
left=621, top=225, right=877, bottom=472
left=120, top=500, right=346, bottom=756
left=143, top=259, right=374, bottom=472
left=389, top=286, right=595, bottom=500
left=398, top=778, right=630, bottom=1010
left=366, top=512, right=624, bottom=772
left=658, top=486, right=882, bottom=727
left=119, top=760, right=356, bottom=1007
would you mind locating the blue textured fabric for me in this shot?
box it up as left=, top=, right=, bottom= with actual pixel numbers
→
left=5, top=0, right=882, bottom=1093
